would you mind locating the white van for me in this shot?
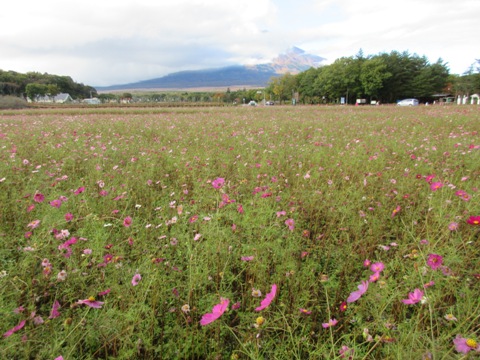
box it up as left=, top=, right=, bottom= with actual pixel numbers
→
left=397, top=98, right=419, bottom=106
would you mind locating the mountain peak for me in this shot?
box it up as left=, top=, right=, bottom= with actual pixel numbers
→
left=96, top=47, right=325, bottom=91
left=267, top=47, right=325, bottom=74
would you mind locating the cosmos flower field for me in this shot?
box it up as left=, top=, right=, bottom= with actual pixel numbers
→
left=1, top=105, right=479, bottom=359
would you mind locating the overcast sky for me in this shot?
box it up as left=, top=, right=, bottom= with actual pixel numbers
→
left=1, top=0, right=478, bottom=87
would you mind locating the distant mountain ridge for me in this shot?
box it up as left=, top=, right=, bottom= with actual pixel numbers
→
left=96, top=47, right=325, bottom=91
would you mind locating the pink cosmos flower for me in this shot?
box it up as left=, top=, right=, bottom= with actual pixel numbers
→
left=453, top=335, right=480, bottom=354
left=285, top=218, right=295, bottom=231
left=339, top=345, right=354, bottom=359
left=322, top=318, right=338, bottom=328
left=299, top=308, right=312, bottom=315
left=3, top=319, right=26, bottom=338
left=255, top=284, right=277, bottom=311
left=74, top=186, right=85, bottom=195
left=237, top=204, right=244, bottom=214
left=425, top=174, right=435, bottom=182
left=98, top=289, right=111, bottom=296
left=369, top=272, right=381, bottom=282
left=49, top=300, right=61, bottom=319
left=448, top=222, right=459, bottom=231
left=123, top=216, right=132, bottom=227
left=211, top=177, right=225, bottom=189
left=370, top=262, right=385, bottom=273
left=455, top=190, right=471, bottom=201
left=241, top=256, right=254, bottom=261
left=77, top=297, right=104, bottom=308
left=430, top=182, right=443, bottom=191
left=401, top=288, right=424, bottom=305
left=391, top=206, right=401, bottom=218
left=131, top=273, right=142, bottom=286
left=64, top=213, right=74, bottom=222
left=467, top=216, right=480, bottom=225
left=363, top=259, right=371, bottom=267
left=50, top=199, right=62, bottom=208
left=347, top=281, right=368, bottom=303
left=276, top=210, right=286, bottom=217
left=33, top=193, right=45, bottom=203
left=199, top=298, right=229, bottom=326
left=27, top=219, right=41, bottom=229
left=427, top=253, right=443, bottom=270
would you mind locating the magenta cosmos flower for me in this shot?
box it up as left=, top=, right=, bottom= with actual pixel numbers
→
left=255, top=284, right=278, bottom=311
left=211, top=177, right=225, bottom=189
left=455, top=190, right=471, bottom=201
left=49, top=300, right=61, bottom=319
left=50, top=199, right=62, bottom=208
left=199, top=298, right=229, bottom=326
left=33, top=193, right=45, bottom=203
left=430, top=182, right=443, bottom=191
left=77, top=297, right=104, bottom=308
left=347, top=281, right=368, bottom=303
left=3, top=319, right=26, bottom=338
left=427, top=253, right=443, bottom=270
left=401, top=288, right=423, bottom=305
left=467, top=216, right=480, bottom=225
left=123, top=216, right=132, bottom=227
left=453, top=335, right=480, bottom=354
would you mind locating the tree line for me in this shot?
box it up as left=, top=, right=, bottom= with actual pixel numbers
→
left=0, top=70, right=97, bottom=101
left=266, top=50, right=480, bottom=104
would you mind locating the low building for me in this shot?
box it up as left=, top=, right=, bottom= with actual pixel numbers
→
left=35, top=93, right=73, bottom=103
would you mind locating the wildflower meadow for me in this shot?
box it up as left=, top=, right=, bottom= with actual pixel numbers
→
left=0, top=105, right=479, bottom=359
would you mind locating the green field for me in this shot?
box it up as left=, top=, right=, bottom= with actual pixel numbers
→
left=1, top=105, right=479, bottom=359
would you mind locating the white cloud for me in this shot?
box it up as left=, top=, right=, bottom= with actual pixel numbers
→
left=0, top=0, right=478, bottom=86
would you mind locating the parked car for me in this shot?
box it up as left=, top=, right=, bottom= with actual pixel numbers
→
left=397, top=98, right=419, bottom=106
left=265, top=101, right=274, bottom=106
left=248, top=100, right=257, bottom=106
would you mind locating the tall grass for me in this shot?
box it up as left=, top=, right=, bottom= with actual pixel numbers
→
left=0, top=105, right=479, bottom=359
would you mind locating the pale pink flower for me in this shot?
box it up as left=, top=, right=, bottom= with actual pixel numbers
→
left=322, top=318, right=338, bottom=328
left=77, top=297, right=104, bottom=308
left=448, top=222, right=459, bottom=231
left=27, top=220, right=40, bottom=229
left=453, top=335, right=480, bottom=354
left=241, top=256, right=254, bottom=261
left=131, top=273, right=142, bottom=286
left=285, top=218, right=295, bottom=231
left=370, top=262, right=385, bottom=273
left=347, top=281, right=368, bottom=303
